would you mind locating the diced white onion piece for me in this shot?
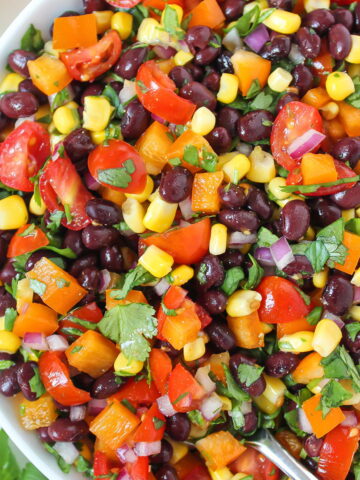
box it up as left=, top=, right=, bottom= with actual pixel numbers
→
left=341, top=410, right=358, bottom=427
left=195, top=366, right=216, bottom=394
left=70, top=405, right=87, bottom=422
left=47, top=334, right=69, bottom=351
left=154, top=278, right=171, bottom=296
left=222, top=28, right=243, bottom=52
left=119, top=80, right=136, bottom=104
left=134, top=441, right=161, bottom=457
left=240, top=401, right=252, bottom=415
left=298, top=408, right=313, bottom=434
left=53, top=442, right=79, bottom=464
left=156, top=394, right=177, bottom=417
left=117, top=445, right=138, bottom=464
left=200, top=393, right=222, bottom=421
left=229, top=231, right=258, bottom=247
left=179, top=196, right=194, bottom=221
left=289, top=43, right=305, bottom=64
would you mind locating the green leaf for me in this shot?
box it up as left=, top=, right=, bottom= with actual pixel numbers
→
left=21, top=24, right=44, bottom=52
left=50, top=88, right=71, bottom=112
left=346, top=323, right=360, bottom=342
left=103, top=84, right=125, bottom=119
left=20, top=463, right=47, bottom=480
left=304, top=240, right=329, bottom=273
left=66, top=316, right=97, bottom=331
left=168, top=157, right=182, bottom=166
left=281, top=175, right=360, bottom=194
left=237, top=364, right=264, bottom=387
left=64, top=203, right=73, bottom=224
left=346, top=218, right=360, bottom=235
left=13, top=253, right=31, bottom=274
left=227, top=98, right=248, bottom=110
left=187, top=409, right=205, bottom=427
left=39, top=245, right=77, bottom=259
left=161, top=302, right=177, bottom=316
left=46, top=210, right=64, bottom=233
left=231, top=403, right=245, bottom=430
left=5, top=277, right=19, bottom=298
left=305, top=306, right=322, bottom=326
left=346, top=75, right=360, bottom=108
left=316, top=218, right=348, bottom=267
left=257, top=227, right=279, bottom=247
left=318, top=380, right=352, bottom=418
left=98, top=303, right=157, bottom=361
left=110, top=264, right=155, bottom=300
left=29, top=278, right=47, bottom=296
left=183, top=145, right=199, bottom=167
left=0, top=430, right=20, bottom=480
left=98, top=159, right=136, bottom=189
left=245, top=79, right=261, bottom=99
left=243, top=254, right=264, bottom=289
left=0, top=360, right=15, bottom=370
left=201, top=148, right=218, bottom=172
left=221, top=267, right=245, bottom=296
left=213, top=364, right=250, bottom=403
left=4, top=308, right=17, bottom=331
left=153, top=416, right=165, bottom=430
left=18, top=224, right=36, bottom=237
left=317, top=218, right=345, bottom=245
left=284, top=409, right=307, bottom=438
left=29, top=367, right=46, bottom=399
left=43, top=443, right=72, bottom=473
left=55, top=277, right=71, bottom=288
left=322, top=346, right=360, bottom=393
left=162, top=4, right=184, bottom=39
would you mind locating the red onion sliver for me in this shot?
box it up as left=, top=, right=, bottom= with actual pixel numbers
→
left=244, top=24, right=269, bottom=53
left=70, top=405, right=87, bottom=422
left=53, top=442, right=79, bottom=464
left=47, top=334, right=69, bottom=352
left=298, top=408, right=313, bottom=434
left=287, top=129, right=326, bottom=160
left=270, top=236, right=295, bottom=270
left=87, top=398, right=107, bottom=416
left=341, top=410, right=358, bottom=427
left=228, top=231, right=258, bottom=247
left=23, top=332, right=48, bottom=351
left=99, top=269, right=111, bottom=293
left=195, top=366, right=216, bottom=394
left=321, top=310, right=345, bottom=329
left=151, top=112, right=167, bottom=124
left=134, top=441, right=161, bottom=457
left=179, top=196, right=194, bottom=221
left=153, top=45, right=177, bottom=59
left=154, top=278, right=170, bottom=296
left=254, top=247, right=276, bottom=267
left=117, top=468, right=132, bottom=480
left=200, top=393, right=222, bottom=421
left=156, top=394, right=177, bottom=417
left=353, top=286, right=360, bottom=304
left=117, top=445, right=138, bottom=464
left=84, top=171, right=100, bottom=191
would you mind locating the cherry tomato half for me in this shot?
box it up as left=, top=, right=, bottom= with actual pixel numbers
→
left=270, top=101, right=324, bottom=172
left=7, top=224, right=49, bottom=258
left=231, top=447, right=280, bottom=480
left=105, top=0, right=141, bottom=7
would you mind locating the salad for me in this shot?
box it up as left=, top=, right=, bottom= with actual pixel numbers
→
left=0, top=0, right=359, bottom=479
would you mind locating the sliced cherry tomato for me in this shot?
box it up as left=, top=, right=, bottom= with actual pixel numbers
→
left=39, top=154, right=93, bottom=230
left=127, top=456, right=149, bottom=480
left=168, top=364, right=205, bottom=412
left=93, top=451, right=111, bottom=477
left=39, top=351, right=91, bottom=406
left=142, top=218, right=211, bottom=265
left=149, top=349, right=172, bottom=395
left=183, top=464, right=212, bottom=480
left=270, top=101, right=324, bottom=172
left=88, top=139, right=147, bottom=194
left=136, top=61, right=196, bottom=125
left=317, top=426, right=359, bottom=480
left=59, top=302, right=103, bottom=339
left=286, top=159, right=357, bottom=196
left=230, top=447, right=279, bottom=480
left=256, top=276, right=311, bottom=324
left=61, top=30, right=121, bottom=82
left=133, top=402, right=165, bottom=442
left=106, top=0, right=141, bottom=7
left=195, top=303, right=212, bottom=329
left=163, top=286, right=188, bottom=310
left=110, top=377, right=160, bottom=406
left=0, top=121, right=50, bottom=192
left=7, top=224, right=49, bottom=258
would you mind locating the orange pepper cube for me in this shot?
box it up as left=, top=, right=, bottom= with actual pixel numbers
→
left=135, top=121, right=174, bottom=175
left=227, top=312, right=265, bottom=349
left=65, top=330, right=119, bottom=378
left=53, top=14, right=98, bottom=50
left=13, top=303, right=58, bottom=337
left=301, top=153, right=338, bottom=185
left=28, top=55, right=72, bottom=96
left=20, top=394, right=58, bottom=430
left=106, top=289, right=148, bottom=310
left=231, top=50, right=271, bottom=97
left=196, top=431, right=246, bottom=470
left=90, top=400, right=140, bottom=450
left=338, top=101, right=360, bottom=137
left=188, top=0, right=225, bottom=29
left=334, top=231, right=360, bottom=275
left=161, top=299, right=201, bottom=350
left=302, top=394, right=345, bottom=438
left=292, top=352, right=324, bottom=385
left=192, top=171, right=224, bottom=214
left=26, top=257, right=87, bottom=315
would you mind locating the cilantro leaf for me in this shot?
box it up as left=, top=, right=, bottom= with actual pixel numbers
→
left=21, top=24, right=44, bottom=52
left=13, top=253, right=31, bottom=274
left=40, top=245, right=77, bottom=259
left=29, top=367, right=46, bottom=399
left=305, top=306, right=322, bottom=326
left=43, top=443, right=72, bottom=473
left=46, top=210, right=64, bottom=233
left=162, top=4, right=184, bottom=39
left=221, top=267, right=245, bottom=296
left=346, top=323, right=360, bottom=342
left=245, top=79, right=261, bottom=99
left=321, top=346, right=360, bottom=393
left=304, top=240, right=329, bottom=273
left=18, top=224, right=36, bottom=237
left=29, top=278, right=47, bottom=296
left=281, top=175, right=360, bottom=194
left=0, top=360, right=15, bottom=370
left=213, top=365, right=250, bottom=403
left=346, top=75, right=360, bottom=109
left=98, top=159, right=136, bottom=189
left=187, top=409, right=205, bottom=427
left=243, top=254, right=264, bottom=289
left=110, top=265, right=155, bottom=300
left=237, top=364, right=264, bottom=387
left=50, top=88, right=71, bottom=112
left=4, top=308, right=17, bottom=331
left=257, top=226, right=279, bottom=247
left=319, top=380, right=352, bottom=418
left=284, top=409, right=307, bottom=438
left=161, top=302, right=177, bottom=316
left=346, top=218, right=360, bottom=235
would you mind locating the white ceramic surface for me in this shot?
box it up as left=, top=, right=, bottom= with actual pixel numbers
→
left=0, top=3, right=86, bottom=478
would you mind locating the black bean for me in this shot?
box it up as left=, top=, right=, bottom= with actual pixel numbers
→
left=64, top=128, right=95, bottom=162
left=90, top=370, right=122, bottom=399
left=0, top=364, right=21, bottom=397
left=25, top=250, right=63, bottom=272
left=195, top=254, right=225, bottom=291
left=218, top=209, right=260, bottom=233
left=203, top=71, right=220, bottom=92
left=151, top=440, right=173, bottom=464
left=19, top=79, right=47, bottom=104
left=166, top=413, right=191, bottom=441
left=83, top=0, right=109, bottom=13
left=72, top=373, right=94, bottom=391
left=330, top=182, right=360, bottom=209
left=214, top=51, right=234, bottom=74
left=205, top=127, right=231, bottom=154
left=185, top=64, right=203, bottom=81
left=283, top=255, right=314, bottom=277
left=156, top=465, right=179, bottom=480
left=354, top=3, right=360, bottom=32
left=322, top=274, right=354, bottom=316
left=121, top=99, right=151, bottom=140
left=0, top=92, right=38, bottom=119
left=237, top=110, right=273, bottom=143
left=311, top=198, right=341, bottom=227
left=48, top=418, right=89, bottom=442
left=217, top=107, right=241, bottom=137
left=268, top=0, right=291, bottom=8
left=222, top=0, right=245, bottom=20
left=199, top=290, right=227, bottom=315
left=332, top=8, right=353, bottom=31
left=304, top=435, right=323, bottom=458
left=247, top=187, right=273, bottom=220
left=303, top=9, right=335, bottom=35
left=292, top=64, right=313, bottom=96
left=280, top=200, right=310, bottom=241
left=220, top=250, right=244, bottom=268
left=159, top=167, right=193, bottom=203
left=179, top=82, right=217, bottom=111
left=295, top=27, right=321, bottom=59
left=242, top=408, right=258, bottom=434
left=37, top=427, right=52, bottom=443
left=219, top=184, right=246, bottom=209
left=276, top=92, right=299, bottom=113
left=81, top=225, right=120, bottom=250
left=78, top=266, right=100, bottom=291
left=265, top=352, right=300, bottom=378
left=328, top=24, right=352, bottom=61
left=0, top=260, right=16, bottom=285
left=169, top=66, right=193, bottom=88
left=205, top=320, right=236, bottom=350
left=114, top=47, right=149, bottom=80
left=100, top=245, right=124, bottom=273
left=110, top=80, right=123, bottom=94
left=86, top=198, right=122, bottom=226
left=230, top=353, right=266, bottom=397
left=0, top=287, right=15, bottom=316
left=63, top=230, right=84, bottom=257
left=8, top=50, right=38, bottom=77
left=0, top=238, right=7, bottom=270
left=331, top=137, right=360, bottom=168
left=194, top=44, right=220, bottom=66
left=69, top=253, right=98, bottom=277
left=185, top=26, right=212, bottom=52
left=17, top=362, right=39, bottom=401
left=0, top=112, right=9, bottom=131
left=260, top=35, right=291, bottom=60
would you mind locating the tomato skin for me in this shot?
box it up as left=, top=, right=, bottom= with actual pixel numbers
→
left=317, top=426, right=359, bottom=480
left=136, top=61, right=196, bottom=125
left=7, top=224, right=49, bottom=258
left=39, top=351, right=91, bottom=406
left=110, top=377, right=160, bottom=407
left=88, top=139, right=147, bottom=194
left=270, top=101, right=324, bottom=172
left=59, top=302, right=103, bottom=339
left=132, top=402, right=165, bottom=442
left=168, top=364, right=205, bottom=412
left=0, top=121, right=50, bottom=192
left=93, top=451, right=111, bottom=476
left=256, top=276, right=311, bottom=324
left=127, top=456, right=149, bottom=480
left=61, top=30, right=121, bottom=82
left=230, top=447, right=279, bottom=480
left=106, top=0, right=141, bottom=7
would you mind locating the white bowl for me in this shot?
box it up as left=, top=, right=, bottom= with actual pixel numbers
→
left=0, top=3, right=88, bottom=477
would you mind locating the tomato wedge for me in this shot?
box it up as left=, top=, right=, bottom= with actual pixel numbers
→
left=59, top=302, right=103, bottom=339
left=106, top=0, right=141, bottom=7
left=0, top=121, right=50, bottom=192
left=142, top=218, right=211, bottom=264
left=168, top=364, right=205, bottom=412
left=61, top=30, right=121, bottom=82
left=231, top=447, right=279, bottom=480
left=110, top=377, right=160, bottom=406
left=136, top=61, right=196, bottom=125
left=39, top=154, right=93, bottom=230
left=132, top=402, right=165, bottom=442
left=270, top=101, right=324, bottom=172
left=7, top=224, right=49, bottom=258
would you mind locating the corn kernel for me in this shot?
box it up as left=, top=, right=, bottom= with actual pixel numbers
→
left=209, top=223, right=227, bottom=256
left=143, top=193, right=178, bottom=233
left=171, top=265, right=194, bottom=286
left=168, top=439, right=188, bottom=465
left=305, top=226, right=315, bottom=241
left=218, top=395, right=232, bottom=411
left=114, top=352, right=143, bottom=375
left=342, top=208, right=355, bottom=222
left=340, top=379, right=360, bottom=406
left=83, top=96, right=114, bottom=132
left=254, top=374, right=286, bottom=415
left=0, top=331, right=21, bottom=354
left=16, top=278, right=33, bottom=314
left=262, top=9, right=301, bottom=34
left=326, top=72, right=355, bottom=101
left=247, top=147, right=276, bottom=183
left=217, top=152, right=237, bottom=170
left=348, top=63, right=360, bottom=79
left=278, top=331, right=314, bottom=353
left=350, top=305, right=360, bottom=322
left=209, top=467, right=233, bottom=480
left=243, top=0, right=268, bottom=14
left=319, top=102, right=339, bottom=121
left=99, top=186, right=126, bottom=206
left=268, top=176, right=290, bottom=200
left=126, top=175, right=154, bottom=203
left=304, top=0, right=329, bottom=12
left=261, top=322, right=273, bottom=334
left=217, top=73, right=239, bottom=104
left=111, top=12, right=133, bottom=40
left=0, top=195, right=28, bottom=230
left=222, top=154, right=251, bottom=183
left=122, top=198, right=146, bottom=234
left=184, top=337, right=206, bottom=362
left=352, top=268, right=360, bottom=287
left=139, top=245, right=174, bottom=278
left=174, top=50, right=194, bottom=66
left=313, top=319, right=342, bottom=357
left=268, top=67, right=293, bottom=92
left=191, top=107, right=216, bottom=136
left=312, top=267, right=328, bottom=289
left=346, top=35, right=360, bottom=64
left=53, top=104, right=80, bottom=135
left=0, top=73, right=25, bottom=93
left=94, top=11, right=114, bottom=34
left=226, top=290, right=262, bottom=317
left=137, top=18, right=170, bottom=45
left=29, top=194, right=46, bottom=216
left=276, top=194, right=304, bottom=208
left=91, top=130, right=106, bottom=145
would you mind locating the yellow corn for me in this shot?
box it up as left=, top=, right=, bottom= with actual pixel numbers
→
left=232, top=475, right=252, bottom=480
left=217, top=152, right=237, bottom=170
left=348, top=63, right=360, bottom=79
left=254, top=374, right=286, bottom=415
left=346, top=35, right=360, bottom=64
left=168, top=439, right=188, bottom=465
left=262, top=9, right=301, bottom=34
left=352, top=267, right=360, bottom=287
left=139, top=245, right=174, bottom=278
left=222, top=154, right=251, bottom=183
left=0, top=331, right=21, bottom=354
left=83, top=96, right=114, bottom=132
left=161, top=4, right=184, bottom=24
left=111, top=12, right=133, bottom=39
left=243, top=0, right=268, bottom=14
left=0, top=73, right=25, bottom=93
left=304, top=0, right=329, bottom=11
left=174, top=50, right=194, bottom=66
left=342, top=208, right=355, bottom=222
left=218, top=395, right=232, bottom=411
left=91, top=130, right=106, bottom=145
left=209, top=223, right=227, bottom=256
left=171, top=265, right=194, bottom=286
left=126, top=175, right=154, bottom=203
left=268, top=67, right=293, bottom=92
left=35, top=104, right=51, bottom=123
left=276, top=194, right=304, bottom=208
left=326, top=72, right=355, bottom=101
left=53, top=104, right=80, bottom=135
left=268, top=176, right=290, bottom=200
left=312, top=319, right=342, bottom=357
left=137, top=18, right=170, bottom=45
left=350, top=305, right=360, bottom=322
left=29, top=194, right=46, bottom=216
left=16, top=278, right=33, bottom=314
left=191, top=107, right=216, bottom=136
left=121, top=198, right=146, bottom=234
left=217, top=73, right=239, bottom=104
left=209, top=467, right=233, bottom=480
left=305, top=226, right=315, bottom=241
left=341, top=379, right=360, bottom=406
left=319, top=102, right=339, bottom=121
left=184, top=337, right=206, bottom=362
left=226, top=290, right=262, bottom=317
left=114, top=352, right=143, bottom=375
left=0, top=195, right=28, bottom=230
left=278, top=331, right=314, bottom=353
left=143, top=193, right=177, bottom=233
left=261, top=322, right=273, bottom=334
left=247, top=147, right=276, bottom=183
left=312, top=267, right=328, bottom=289
left=94, top=11, right=114, bottom=34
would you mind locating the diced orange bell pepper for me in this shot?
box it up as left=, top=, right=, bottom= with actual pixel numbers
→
left=53, top=14, right=98, bottom=50
left=231, top=50, right=271, bottom=97
left=192, top=171, right=224, bottom=214
left=90, top=400, right=140, bottom=450
left=135, top=121, right=174, bottom=175
left=161, top=298, right=201, bottom=350
left=168, top=364, right=205, bottom=412
left=26, top=257, right=87, bottom=314
left=207, top=352, right=230, bottom=384
left=20, top=393, right=58, bottom=430
left=106, top=289, right=148, bottom=310
left=302, top=87, right=331, bottom=109
left=196, top=431, right=246, bottom=470
left=99, top=186, right=126, bottom=206
left=149, top=348, right=172, bottom=395
left=302, top=394, right=345, bottom=438
left=301, top=153, right=338, bottom=185
left=227, top=312, right=265, bottom=349
left=13, top=303, right=58, bottom=337
left=335, top=231, right=360, bottom=275
left=338, top=102, right=360, bottom=137
left=110, top=377, right=160, bottom=407
left=28, top=55, right=72, bottom=96
left=292, top=352, right=324, bottom=385
left=65, top=330, right=119, bottom=378
left=187, top=0, right=225, bottom=28
left=277, top=317, right=315, bottom=338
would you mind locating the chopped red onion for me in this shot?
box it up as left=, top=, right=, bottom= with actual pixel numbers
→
left=46, top=334, right=69, bottom=352
left=270, top=236, right=295, bottom=270
left=53, top=442, right=79, bottom=464
left=84, top=171, right=100, bottom=191
left=178, top=40, right=190, bottom=53
left=287, top=129, right=326, bottom=160
left=99, top=269, right=111, bottom=293
left=153, top=45, right=177, bottom=59
left=52, top=141, right=65, bottom=161
left=321, top=310, right=345, bottom=329
left=200, top=393, right=222, bottom=421
left=341, top=410, right=358, bottom=427
left=15, top=115, right=35, bottom=128
left=179, top=196, right=194, bottom=221
left=156, top=394, right=177, bottom=417
left=119, top=80, right=136, bottom=104
left=298, top=408, right=313, bottom=434
left=117, top=468, right=132, bottom=480
left=134, top=441, right=161, bottom=457
left=254, top=247, right=276, bottom=267
left=154, top=278, right=170, bottom=296
left=195, top=366, right=216, bottom=394
left=222, top=28, right=243, bottom=52
left=70, top=405, right=87, bottom=422
left=244, top=24, right=269, bottom=53
left=354, top=286, right=360, bottom=304
left=23, top=332, right=48, bottom=351
left=117, top=445, right=138, bottom=464
left=151, top=113, right=167, bottom=124
left=88, top=398, right=107, bottom=416
left=229, top=231, right=258, bottom=247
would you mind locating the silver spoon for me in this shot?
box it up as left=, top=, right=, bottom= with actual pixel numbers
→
left=246, top=429, right=318, bottom=480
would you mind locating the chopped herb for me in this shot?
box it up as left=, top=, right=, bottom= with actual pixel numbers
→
left=4, top=307, right=17, bottom=331
left=98, top=159, right=136, bottom=189
left=153, top=417, right=165, bottom=430
left=46, top=210, right=65, bottom=233
left=318, top=380, right=352, bottom=418
left=168, top=157, right=182, bottom=166
left=50, top=88, right=71, bottom=112
left=162, top=4, right=185, bottom=39
left=243, top=254, right=264, bottom=289
left=0, top=360, right=15, bottom=370
left=183, top=145, right=199, bottom=167
left=71, top=345, right=83, bottom=354
left=201, top=148, right=218, bottom=172
left=136, top=80, right=148, bottom=93
left=29, top=278, right=47, bottom=296
left=63, top=204, right=73, bottom=224
left=29, top=367, right=46, bottom=399
left=161, top=302, right=177, bottom=316
left=173, top=392, right=189, bottom=404
left=245, top=79, right=261, bottom=99
left=305, top=306, right=322, bottom=326
left=187, top=409, right=205, bottom=426
left=18, top=224, right=36, bottom=237
left=257, top=227, right=279, bottom=247
left=346, top=218, right=360, bottom=235
left=196, top=262, right=207, bottom=285
left=55, top=278, right=70, bottom=288
left=5, top=276, right=19, bottom=297
left=221, top=267, right=245, bottom=296
left=44, top=443, right=72, bottom=474
left=103, top=84, right=125, bottom=118
left=346, top=323, right=360, bottom=342
left=346, top=75, right=360, bottom=109
left=304, top=240, right=329, bottom=273
left=110, top=264, right=155, bottom=300
left=21, top=24, right=44, bottom=52
left=237, top=364, right=264, bottom=387
left=284, top=409, right=307, bottom=438
left=281, top=175, right=360, bottom=194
